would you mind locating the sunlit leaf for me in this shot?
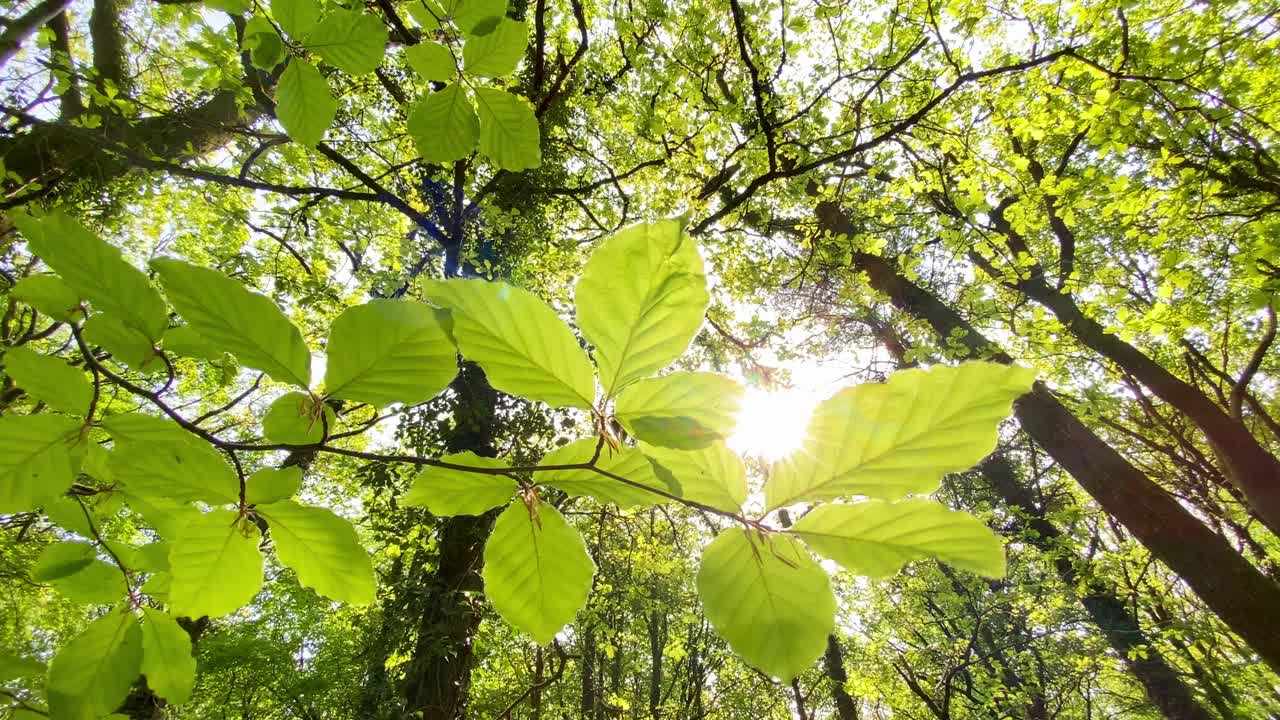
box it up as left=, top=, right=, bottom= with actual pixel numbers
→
left=537, top=438, right=676, bottom=508
left=474, top=88, right=540, bottom=170
left=404, top=41, right=456, bottom=81
left=276, top=59, right=337, bottom=147
left=46, top=610, right=142, bottom=720
left=11, top=274, right=82, bottom=322
left=245, top=466, right=302, bottom=505
left=169, top=510, right=264, bottom=618
left=324, top=299, right=457, bottom=407
left=3, top=346, right=92, bottom=415
left=402, top=452, right=516, bottom=515
left=103, top=414, right=239, bottom=504
left=614, top=371, right=741, bottom=449
left=643, top=441, right=747, bottom=513
left=408, top=84, right=479, bottom=163
left=262, top=391, right=334, bottom=445
left=139, top=608, right=196, bottom=706
left=307, top=10, right=387, bottom=75
left=462, top=19, right=527, bottom=77
left=258, top=499, right=377, bottom=605
left=0, top=414, right=81, bottom=514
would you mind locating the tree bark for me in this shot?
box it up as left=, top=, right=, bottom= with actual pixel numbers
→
left=820, top=200, right=1280, bottom=672
left=0, top=0, right=71, bottom=69
left=822, top=635, right=860, bottom=720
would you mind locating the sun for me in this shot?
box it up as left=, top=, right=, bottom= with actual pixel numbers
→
left=727, top=386, right=820, bottom=461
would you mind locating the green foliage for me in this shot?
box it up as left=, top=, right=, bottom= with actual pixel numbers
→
left=245, top=466, right=302, bottom=505
left=276, top=60, right=337, bottom=148
left=474, top=88, right=541, bottom=170
left=306, top=10, right=388, bottom=76
left=323, top=299, right=457, bottom=407
left=576, top=220, right=709, bottom=396
left=482, top=500, right=596, bottom=645
left=14, top=210, right=166, bottom=342
left=271, top=0, right=320, bottom=39
left=151, top=259, right=312, bottom=387
left=404, top=41, right=457, bottom=81
left=424, top=279, right=595, bottom=408
left=409, top=84, right=481, bottom=164
left=402, top=452, right=516, bottom=515
left=3, top=346, right=92, bottom=415
left=538, top=439, right=677, bottom=507
left=614, top=371, right=742, bottom=449
left=697, top=531, right=836, bottom=682
left=31, top=542, right=97, bottom=582
left=11, top=275, right=82, bottom=322
left=46, top=611, right=142, bottom=720
left=0, top=414, right=81, bottom=513
left=168, top=510, right=264, bottom=618
left=766, top=363, right=1037, bottom=509
left=462, top=19, right=528, bottom=77
left=103, top=414, right=238, bottom=504
left=139, top=609, right=196, bottom=705
left=791, top=500, right=1006, bottom=578
left=643, top=441, right=747, bottom=512
left=258, top=500, right=377, bottom=605
left=262, top=391, right=334, bottom=445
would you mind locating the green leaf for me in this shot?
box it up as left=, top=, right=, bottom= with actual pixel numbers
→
left=404, top=41, right=456, bottom=81
left=404, top=0, right=443, bottom=29
left=51, top=559, right=127, bottom=605
left=402, top=451, right=515, bottom=515
left=790, top=500, right=1006, bottom=578
left=306, top=10, right=388, bottom=75
left=140, top=573, right=172, bottom=603
left=263, top=391, right=334, bottom=445
left=46, top=610, right=142, bottom=720
left=324, top=299, right=457, bottom=407
left=12, top=274, right=82, bottom=322
left=31, top=542, right=95, bottom=582
left=0, top=414, right=81, bottom=514
left=14, top=209, right=167, bottom=342
left=696, top=530, right=834, bottom=682
left=276, top=59, right=337, bottom=148
left=162, top=325, right=225, bottom=362
left=135, top=542, right=172, bottom=573
left=452, top=0, right=506, bottom=32
left=423, top=279, right=594, bottom=408
left=576, top=221, right=709, bottom=396
left=483, top=501, right=594, bottom=645
left=3, top=346, right=92, bottom=415
left=246, top=466, right=302, bottom=505
left=642, top=442, right=747, bottom=513
left=82, top=313, right=159, bottom=372
left=257, top=499, right=376, bottom=605
left=242, top=16, right=285, bottom=70
left=537, top=439, right=676, bottom=508
left=765, top=362, right=1037, bottom=510
left=124, top=493, right=201, bottom=540
left=462, top=19, right=527, bottom=77
left=0, top=651, right=45, bottom=683
left=272, top=0, right=320, bottom=39
left=408, top=84, right=479, bottom=164
left=151, top=259, right=312, bottom=387
left=139, top=608, right=196, bottom=706
left=169, top=510, right=263, bottom=618
left=103, top=414, right=238, bottom=504
left=614, top=372, right=741, bottom=449
left=474, top=87, right=540, bottom=170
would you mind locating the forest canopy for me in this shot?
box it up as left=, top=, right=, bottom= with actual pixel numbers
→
left=1, top=0, right=1279, bottom=718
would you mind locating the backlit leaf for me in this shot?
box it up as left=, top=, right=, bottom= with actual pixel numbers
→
left=12, top=274, right=82, bottom=322
left=483, top=501, right=594, bottom=645
left=3, top=346, right=92, bottom=415
left=246, top=466, right=302, bottom=505
left=765, top=362, right=1036, bottom=510
left=643, top=442, right=747, bottom=513
left=537, top=438, right=676, bottom=508
left=404, top=41, right=456, bottom=81
left=576, top=221, right=708, bottom=396
left=403, top=452, right=515, bottom=515
left=474, top=87, right=540, bottom=170
left=0, top=414, right=81, bottom=514
left=324, top=299, right=457, bottom=407
left=307, top=10, right=387, bottom=75
left=169, top=510, right=263, bottom=618
left=46, top=610, right=142, bottom=720
left=408, top=84, right=479, bottom=163
left=139, top=608, right=196, bottom=706
left=262, top=391, right=334, bottom=445
left=462, top=19, right=527, bottom=77
left=272, top=0, right=320, bottom=38
left=423, top=279, right=594, bottom=408
left=258, top=499, right=376, bottom=605
left=103, top=414, right=238, bottom=504
left=614, top=371, right=741, bottom=449
left=277, top=59, right=337, bottom=147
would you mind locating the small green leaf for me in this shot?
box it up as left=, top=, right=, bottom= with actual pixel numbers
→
left=404, top=41, right=456, bottom=81
left=306, top=10, right=388, bottom=75
left=765, top=362, right=1037, bottom=510
left=791, top=500, right=1006, bottom=578
left=169, top=510, right=263, bottom=618
left=51, top=559, right=127, bottom=605
left=0, top=414, right=81, bottom=514
left=12, top=274, right=82, bottom=322
left=423, top=279, right=594, bottom=408
left=14, top=209, right=167, bottom=342
left=135, top=542, right=172, bottom=573
left=408, top=84, right=479, bottom=163
left=576, top=221, right=708, bottom=396
left=82, top=313, right=159, bottom=372
left=462, top=19, right=527, bottom=77
left=162, top=325, right=225, bottom=362
left=614, top=372, right=741, bottom=449
left=272, top=0, right=320, bottom=39
left=537, top=439, right=676, bottom=508
left=31, top=542, right=95, bottom=582
left=103, top=414, right=239, bottom=504
left=697, top=530, right=834, bottom=682
left=483, top=501, right=595, bottom=645
left=139, top=609, right=196, bottom=706
left=402, top=452, right=515, bottom=515
left=246, top=466, right=303, bottom=505
left=474, top=87, right=540, bottom=170
left=151, top=259, right=312, bottom=387
left=46, top=610, right=142, bottom=720
left=206, top=0, right=250, bottom=13
left=276, top=59, right=337, bottom=148
left=642, top=442, right=747, bottom=513
left=451, top=0, right=505, bottom=32
left=242, top=16, right=285, bottom=70
left=258, top=499, right=376, bottom=605
left=404, top=0, right=443, bottom=29
left=3, top=346, right=92, bottom=415
left=263, top=392, right=333, bottom=445
left=323, top=299, right=457, bottom=408
left=0, top=651, right=45, bottom=683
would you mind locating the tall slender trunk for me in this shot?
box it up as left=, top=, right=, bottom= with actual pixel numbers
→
left=401, top=364, right=499, bottom=720
left=822, top=199, right=1280, bottom=671
left=822, top=636, right=860, bottom=720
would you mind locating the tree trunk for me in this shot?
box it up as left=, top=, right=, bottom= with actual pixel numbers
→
left=829, top=211, right=1280, bottom=672
left=0, top=0, right=71, bottom=68
left=822, top=635, right=860, bottom=720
